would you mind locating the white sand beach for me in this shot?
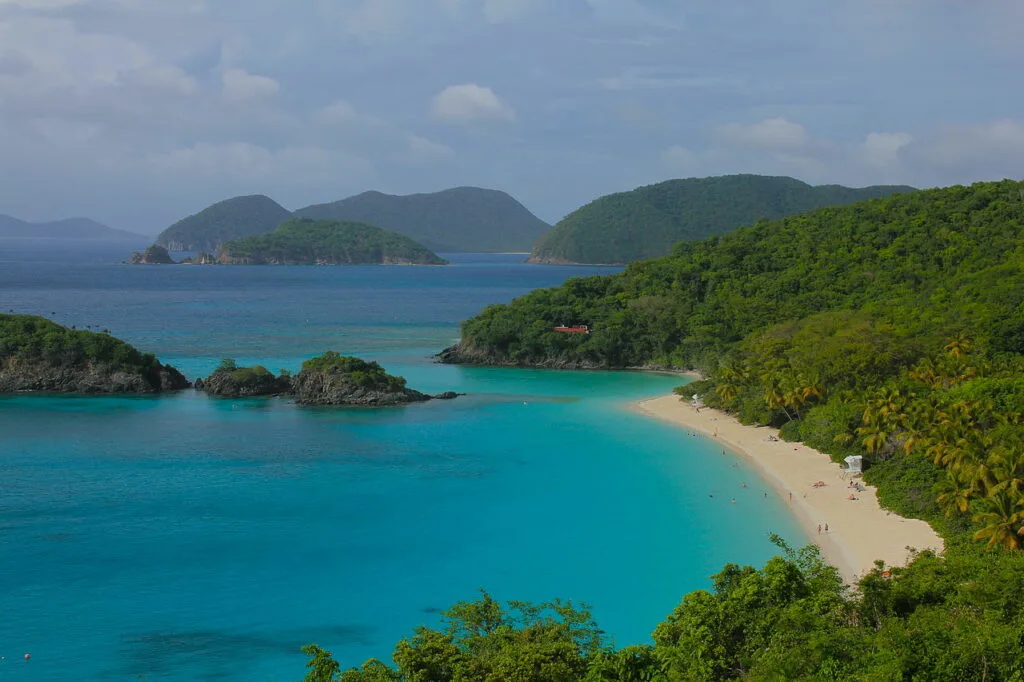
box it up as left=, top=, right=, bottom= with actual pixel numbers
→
left=633, top=395, right=944, bottom=583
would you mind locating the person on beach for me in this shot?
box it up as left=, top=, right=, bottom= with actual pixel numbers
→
left=824, top=523, right=829, bottom=533
left=817, top=524, right=822, bottom=534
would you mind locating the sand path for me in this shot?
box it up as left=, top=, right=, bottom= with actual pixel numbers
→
left=633, top=395, right=944, bottom=583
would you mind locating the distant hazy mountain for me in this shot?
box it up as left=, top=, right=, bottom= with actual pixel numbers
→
left=293, top=187, right=551, bottom=253
left=528, top=175, right=918, bottom=265
left=155, top=195, right=293, bottom=252
left=0, top=214, right=144, bottom=241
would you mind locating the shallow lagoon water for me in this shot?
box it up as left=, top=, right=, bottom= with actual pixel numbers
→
left=0, top=244, right=802, bottom=680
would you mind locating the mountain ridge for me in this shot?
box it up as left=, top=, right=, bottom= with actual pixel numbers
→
left=0, top=214, right=145, bottom=241
left=528, top=174, right=917, bottom=265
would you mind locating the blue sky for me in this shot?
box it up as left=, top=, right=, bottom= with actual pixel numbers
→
left=0, top=0, right=1021, bottom=233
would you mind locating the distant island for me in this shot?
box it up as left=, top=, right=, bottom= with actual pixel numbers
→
left=528, top=174, right=916, bottom=265
left=196, top=353, right=460, bottom=406
left=216, top=218, right=447, bottom=265
left=153, top=187, right=550, bottom=254
left=293, top=187, right=551, bottom=253
left=0, top=214, right=145, bottom=241
left=155, top=195, right=293, bottom=253
left=0, top=314, right=189, bottom=394
left=129, top=245, right=176, bottom=264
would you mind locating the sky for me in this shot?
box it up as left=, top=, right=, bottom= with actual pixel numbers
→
left=0, top=0, right=1022, bottom=234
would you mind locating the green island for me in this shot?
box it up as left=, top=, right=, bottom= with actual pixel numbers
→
left=308, top=179, right=1024, bottom=681
left=197, top=353, right=460, bottom=405
left=528, top=174, right=915, bottom=265
left=0, top=314, right=189, bottom=393
left=216, top=218, right=448, bottom=266
left=128, top=244, right=176, bottom=264
left=155, top=194, right=293, bottom=252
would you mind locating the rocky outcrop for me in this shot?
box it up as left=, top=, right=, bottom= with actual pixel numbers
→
left=0, top=356, right=190, bottom=394
left=180, top=252, right=217, bottom=265
left=195, top=366, right=291, bottom=397
left=130, top=245, right=176, bottom=264
left=436, top=342, right=605, bottom=369
left=292, top=370, right=432, bottom=406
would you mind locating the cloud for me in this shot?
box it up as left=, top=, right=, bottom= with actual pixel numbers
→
left=862, top=132, right=912, bottom=167
left=221, top=67, right=279, bottom=101
left=716, top=117, right=809, bottom=150
left=431, top=83, right=515, bottom=124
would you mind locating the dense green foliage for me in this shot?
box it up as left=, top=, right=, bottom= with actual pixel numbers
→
left=0, top=314, right=162, bottom=372
left=155, top=194, right=292, bottom=252
left=217, top=218, right=447, bottom=265
left=304, top=539, right=1024, bottom=681
left=293, top=187, right=551, bottom=253
left=455, top=180, right=1024, bottom=547
left=529, top=174, right=915, bottom=264
left=300, top=352, right=408, bottom=391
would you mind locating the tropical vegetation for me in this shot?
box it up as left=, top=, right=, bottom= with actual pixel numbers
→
left=0, top=313, right=187, bottom=392
left=155, top=194, right=293, bottom=252
left=450, top=179, right=1024, bottom=548
left=528, top=174, right=915, bottom=264
left=302, top=538, right=1024, bottom=681
left=217, top=218, right=447, bottom=265
left=294, top=187, right=551, bottom=253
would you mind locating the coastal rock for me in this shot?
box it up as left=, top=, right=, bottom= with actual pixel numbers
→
left=180, top=252, right=217, bottom=265
left=195, top=363, right=291, bottom=398
left=129, top=245, right=176, bottom=265
left=292, top=352, right=434, bottom=406
left=436, top=343, right=605, bottom=369
left=0, top=355, right=190, bottom=394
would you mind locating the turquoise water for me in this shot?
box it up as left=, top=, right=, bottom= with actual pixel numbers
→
left=0, top=244, right=803, bottom=681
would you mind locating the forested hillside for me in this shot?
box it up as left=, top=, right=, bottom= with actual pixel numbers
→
left=293, top=187, right=551, bottom=253
left=445, top=180, right=1024, bottom=547
left=155, top=195, right=292, bottom=252
left=217, top=218, right=447, bottom=265
left=528, top=174, right=915, bottom=264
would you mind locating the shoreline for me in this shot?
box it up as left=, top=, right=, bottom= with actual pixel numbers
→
left=632, top=395, right=944, bottom=583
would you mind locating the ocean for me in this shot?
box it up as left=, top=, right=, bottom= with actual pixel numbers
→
left=0, top=241, right=803, bottom=681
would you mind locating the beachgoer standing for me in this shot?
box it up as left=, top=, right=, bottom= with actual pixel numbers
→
left=817, top=524, right=821, bottom=534
left=824, top=523, right=829, bottom=533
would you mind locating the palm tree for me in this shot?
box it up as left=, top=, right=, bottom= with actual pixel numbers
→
left=971, top=491, right=1024, bottom=550
left=935, top=470, right=975, bottom=517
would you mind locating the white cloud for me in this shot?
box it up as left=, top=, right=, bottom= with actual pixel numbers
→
left=862, top=132, right=912, bottom=167
left=716, top=117, right=809, bottom=150
left=661, top=145, right=700, bottom=175
left=431, top=83, right=515, bottom=124
left=221, top=67, right=279, bottom=101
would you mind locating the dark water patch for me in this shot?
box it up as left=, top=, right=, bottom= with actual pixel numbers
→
left=114, top=624, right=377, bottom=680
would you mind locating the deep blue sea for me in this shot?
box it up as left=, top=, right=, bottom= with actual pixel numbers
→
left=0, top=241, right=803, bottom=681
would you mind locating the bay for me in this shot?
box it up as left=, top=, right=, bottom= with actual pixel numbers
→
left=0, top=242, right=803, bottom=681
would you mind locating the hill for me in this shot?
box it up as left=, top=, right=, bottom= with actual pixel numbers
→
left=293, top=187, right=550, bottom=253
left=0, top=214, right=144, bottom=241
left=0, top=314, right=188, bottom=393
left=528, top=174, right=916, bottom=264
left=216, top=218, right=447, bottom=265
left=155, top=195, right=292, bottom=252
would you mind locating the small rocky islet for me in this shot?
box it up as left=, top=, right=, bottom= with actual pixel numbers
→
left=1, top=315, right=457, bottom=405
left=195, top=353, right=461, bottom=406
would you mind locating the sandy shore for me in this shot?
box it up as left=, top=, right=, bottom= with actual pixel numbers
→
left=633, top=395, right=944, bottom=583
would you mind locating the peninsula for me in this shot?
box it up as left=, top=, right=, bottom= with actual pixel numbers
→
left=0, top=314, right=189, bottom=393
left=216, top=218, right=447, bottom=265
